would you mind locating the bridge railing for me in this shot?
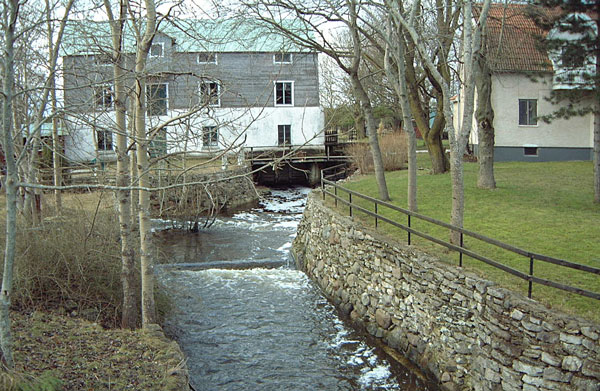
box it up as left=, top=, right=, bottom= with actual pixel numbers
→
left=320, top=165, right=600, bottom=301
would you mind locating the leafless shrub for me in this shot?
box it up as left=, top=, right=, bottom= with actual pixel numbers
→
left=345, top=132, right=408, bottom=173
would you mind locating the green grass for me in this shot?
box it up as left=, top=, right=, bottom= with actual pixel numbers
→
left=330, top=160, right=600, bottom=321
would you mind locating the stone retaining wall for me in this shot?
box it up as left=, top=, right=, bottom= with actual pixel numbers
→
left=292, top=193, right=600, bottom=391
left=151, top=167, right=258, bottom=218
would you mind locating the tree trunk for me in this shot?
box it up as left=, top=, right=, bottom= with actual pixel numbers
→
left=105, top=0, right=138, bottom=329
left=51, top=84, right=62, bottom=212
left=352, top=76, right=390, bottom=201
left=594, top=43, right=600, bottom=203
left=475, top=26, right=496, bottom=189
left=594, top=109, right=600, bottom=204
left=424, top=128, right=448, bottom=174
left=134, top=0, right=157, bottom=327
left=0, top=0, right=19, bottom=367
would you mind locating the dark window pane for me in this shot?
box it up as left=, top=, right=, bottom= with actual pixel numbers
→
left=150, top=43, right=163, bottom=57
left=97, top=130, right=112, bottom=150
left=147, top=84, right=168, bottom=116
left=518, top=99, right=537, bottom=125
left=200, top=81, right=220, bottom=106
left=275, top=82, right=292, bottom=105
left=524, top=147, right=538, bottom=156
left=198, top=53, right=216, bottom=63
left=202, top=126, right=218, bottom=147
left=278, top=124, right=291, bottom=145
left=274, top=53, right=292, bottom=63
left=95, top=86, right=113, bottom=108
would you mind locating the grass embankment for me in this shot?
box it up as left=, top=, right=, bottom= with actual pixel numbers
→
left=331, top=159, right=600, bottom=321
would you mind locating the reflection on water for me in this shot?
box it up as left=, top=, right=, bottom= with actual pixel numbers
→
left=156, top=187, right=435, bottom=391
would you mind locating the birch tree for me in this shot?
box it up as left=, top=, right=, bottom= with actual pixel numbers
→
left=129, top=0, right=158, bottom=327
left=391, top=0, right=491, bottom=243
left=0, top=0, right=21, bottom=368
left=103, top=0, right=138, bottom=329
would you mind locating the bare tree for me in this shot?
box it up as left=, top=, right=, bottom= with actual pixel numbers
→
left=391, top=0, right=491, bottom=243
left=0, top=0, right=20, bottom=368
left=128, top=0, right=158, bottom=327
left=103, top=0, right=138, bottom=329
left=241, top=0, right=390, bottom=200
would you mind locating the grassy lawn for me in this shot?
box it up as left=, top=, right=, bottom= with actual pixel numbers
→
left=329, top=160, right=600, bottom=321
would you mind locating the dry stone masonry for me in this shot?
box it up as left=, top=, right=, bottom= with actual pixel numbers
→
left=292, top=193, right=600, bottom=391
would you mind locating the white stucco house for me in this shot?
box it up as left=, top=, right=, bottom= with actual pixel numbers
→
left=60, top=19, right=325, bottom=164
left=458, top=4, right=597, bottom=162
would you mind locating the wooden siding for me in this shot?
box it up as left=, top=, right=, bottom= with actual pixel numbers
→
left=63, top=50, right=320, bottom=113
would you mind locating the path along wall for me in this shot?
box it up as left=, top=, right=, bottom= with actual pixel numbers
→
left=292, top=193, right=600, bottom=391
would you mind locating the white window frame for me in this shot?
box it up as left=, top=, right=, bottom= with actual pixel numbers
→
left=94, top=85, right=114, bottom=110
left=202, top=125, right=219, bottom=148
left=197, top=52, right=217, bottom=64
left=273, top=53, right=293, bottom=64
left=274, top=80, right=294, bottom=106
left=146, top=82, right=169, bottom=116
left=96, top=129, right=113, bottom=151
left=277, top=124, right=291, bottom=146
left=149, top=42, right=165, bottom=58
left=518, top=99, right=538, bottom=126
left=200, top=80, right=221, bottom=107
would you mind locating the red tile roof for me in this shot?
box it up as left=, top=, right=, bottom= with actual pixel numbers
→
left=474, top=4, right=559, bottom=72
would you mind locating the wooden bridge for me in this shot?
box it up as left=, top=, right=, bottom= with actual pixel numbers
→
left=243, top=140, right=351, bottom=186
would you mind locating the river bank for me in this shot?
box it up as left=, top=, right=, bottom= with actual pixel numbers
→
left=11, top=311, right=187, bottom=390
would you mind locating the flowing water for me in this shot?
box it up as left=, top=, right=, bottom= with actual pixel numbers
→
left=155, top=188, right=436, bottom=391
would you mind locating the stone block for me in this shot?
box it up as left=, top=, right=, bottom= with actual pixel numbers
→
left=560, top=333, right=583, bottom=345
left=510, top=309, right=525, bottom=321
left=522, top=320, right=543, bottom=333
left=581, top=326, right=599, bottom=341
left=522, top=374, right=544, bottom=387
left=561, top=356, right=583, bottom=372
left=582, top=359, right=600, bottom=380
left=484, top=368, right=501, bottom=383
left=543, top=367, right=573, bottom=383
left=375, top=308, right=392, bottom=329
left=536, top=332, right=559, bottom=344
left=541, top=352, right=561, bottom=367
left=513, top=360, right=544, bottom=376
left=571, top=375, right=600, bottom=391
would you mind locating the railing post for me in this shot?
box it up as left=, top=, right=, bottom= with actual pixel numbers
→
left=374, top=202, right=378, bottom=228
left=349, top=193, right=352, bottom=217
left=407, top=215, right=411, bottom=245
left=528, top=256, right=534, bottom=299
left=334, top=186, right=338, bottom=207
left=459, top=232, right=464, bottom=267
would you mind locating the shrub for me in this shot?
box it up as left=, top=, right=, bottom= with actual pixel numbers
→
left=345, top=132, right=408, bottom=173
left=8, top=205, right=128, bottom=328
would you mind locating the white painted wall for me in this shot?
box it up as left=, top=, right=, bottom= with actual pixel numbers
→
left=465, top=73, right=593, bottom=148
left=64, top=106, right=325, bottom=162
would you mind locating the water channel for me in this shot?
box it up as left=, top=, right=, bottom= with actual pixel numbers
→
left=155, top=187, right=436, bottom=391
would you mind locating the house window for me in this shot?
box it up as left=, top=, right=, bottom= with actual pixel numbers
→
left=278, top=124, right=291, bottom=146
left=524, top=147, right=538, bottom=156
left=94, top=85, right=113, bottom=109
left=150, top=42, right=164, bottom=57
left=518, top=99, right=537, bottom=126
left=275, top=81, right=293, bottom=106
left=200, top=81, right=220, bottom=107
left=274, top=53, right=292, bottom=64
left=198, top=53, right=217, bottom=64
left=561, top=46, right=585, bottom=68
left=97, top=130, right=113, bottom=151
left=202, top=126, right=218, bottom=147
left=146, top=83, right=168, bottom=116
left=95, top=54, right=112, bottom=66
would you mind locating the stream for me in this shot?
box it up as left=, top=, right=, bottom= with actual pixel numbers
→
left=155, top=187, right=435, bottom=391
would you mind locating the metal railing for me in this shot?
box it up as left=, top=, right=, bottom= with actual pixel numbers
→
left=320, top=164, right=600, bottom=301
